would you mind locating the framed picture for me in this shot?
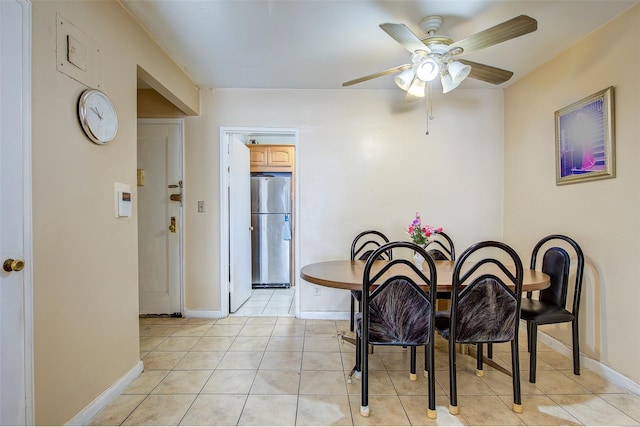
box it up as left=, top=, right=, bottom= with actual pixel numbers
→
left=555, top=86, right=615, bottom=185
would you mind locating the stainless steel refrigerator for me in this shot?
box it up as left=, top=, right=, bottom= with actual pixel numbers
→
left=250, top=174, right=292, bottom=288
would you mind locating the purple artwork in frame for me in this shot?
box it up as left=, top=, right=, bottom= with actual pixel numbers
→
left=555, top=87, right=615, bottom=185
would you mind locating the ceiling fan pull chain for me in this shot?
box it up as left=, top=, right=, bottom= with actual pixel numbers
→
left=425, top=81, right=434, bottom=135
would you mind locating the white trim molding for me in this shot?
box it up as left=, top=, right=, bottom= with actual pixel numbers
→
left=535, top=327, right=640, bottom=396
left=66, top=361, right=144, bottom=426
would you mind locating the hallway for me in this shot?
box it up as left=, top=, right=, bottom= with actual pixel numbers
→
left=88, top=316, right=640, bottom=426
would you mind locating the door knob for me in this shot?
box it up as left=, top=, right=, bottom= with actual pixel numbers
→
left=169, top=216, right=176, bottom=233
left=3, top=258, right=25, bottom=272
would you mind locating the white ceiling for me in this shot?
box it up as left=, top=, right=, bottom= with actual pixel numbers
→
left=122, top=0, right=637, bottom=92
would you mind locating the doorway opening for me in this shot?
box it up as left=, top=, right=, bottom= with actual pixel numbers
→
left=220, top=127, right=298, bottom=318
left=137, top=119, right=185, bottom=316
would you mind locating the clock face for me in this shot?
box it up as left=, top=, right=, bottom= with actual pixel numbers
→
left=78, top=89, right=118, bottom=144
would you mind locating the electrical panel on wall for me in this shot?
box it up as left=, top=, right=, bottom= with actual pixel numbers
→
left=56, top=13, right=102, bottom=88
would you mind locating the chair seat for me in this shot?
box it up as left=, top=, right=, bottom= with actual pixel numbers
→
left=434, top=311, right=451, bottom=339
left=520, top=299, right=574, bottom=324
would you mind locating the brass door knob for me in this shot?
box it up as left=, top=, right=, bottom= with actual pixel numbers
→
left=3, top=258, right=25, bottom=272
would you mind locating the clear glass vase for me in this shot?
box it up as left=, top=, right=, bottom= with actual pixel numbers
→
left=413, top=251, right=425, bottom=271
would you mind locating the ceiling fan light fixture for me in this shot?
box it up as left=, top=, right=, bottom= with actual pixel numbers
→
left=416, top=57, right=439, bottom=81
left=447, top=61, right=472, bottom=84
left=394, top=68, right=416, bottom=91
left=407, top=76, right=426, bottom=97
left=440, top=73, right=459, bottom=94
left=411, top=50, right=429, bottom=64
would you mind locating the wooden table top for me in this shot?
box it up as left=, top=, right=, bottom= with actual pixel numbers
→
left=300, top=259, right=550, bottom=293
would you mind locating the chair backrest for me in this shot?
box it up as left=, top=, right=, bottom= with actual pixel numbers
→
left=529, top=234, right=584, bottom=314
left=350, top=230, right=392, bottom=261
left=361, top=241, right=437, bottom=346
left=449, top=241, right=524, bottom=343
left=424, top=231, right=456, bottom=261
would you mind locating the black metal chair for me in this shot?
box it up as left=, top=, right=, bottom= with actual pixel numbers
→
left=424, top=231, right=455, bottom=302
left=520, top=234, right=585, bottom=383
left=345, top=231, right=392, bottom=383
left=435, top=241, right=524, bottom=415
left=356, top=241, right=437, bottom=419
left=424, top=231, right=456, bottom=262
left=349, top=230, right=391, bottom=332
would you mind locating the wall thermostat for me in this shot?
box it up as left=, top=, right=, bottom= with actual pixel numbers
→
left=118, top=191, right=132, bottom=217
left=114, top=182, right=132, bottom=218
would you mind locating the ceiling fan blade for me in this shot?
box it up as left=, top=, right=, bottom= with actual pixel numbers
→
left=379, top=23, right=430, bottom=53
left=342, top=64, right=411, bottom=87
left=450, top=15, right=537, bottom=53
left=458, top=60, right=514, bottom=85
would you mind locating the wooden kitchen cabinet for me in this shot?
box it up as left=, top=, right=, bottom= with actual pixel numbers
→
left=248, top=145, right=294, bottom=172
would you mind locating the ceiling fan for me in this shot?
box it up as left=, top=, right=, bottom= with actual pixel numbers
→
left=342, top=15, right=538, bottom=98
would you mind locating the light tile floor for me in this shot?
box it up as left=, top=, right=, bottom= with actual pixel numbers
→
left=231, top=288, right=295, bottom=317
left=89, top=313, right=640, bottom=426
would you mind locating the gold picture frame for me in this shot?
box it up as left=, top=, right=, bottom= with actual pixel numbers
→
left=555, top=86, right=615, bottom=185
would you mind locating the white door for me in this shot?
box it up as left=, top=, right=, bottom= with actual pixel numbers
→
left=0, top=0, right=33, bottom=424
left=229, top=137, right=252, bottom=312
left=137, top=121, right=183, bottom=315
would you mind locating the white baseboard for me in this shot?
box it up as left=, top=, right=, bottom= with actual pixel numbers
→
left=535, top=328, right=640, bottom=396
left=183, top=309, right=226, bottom=318
left=66, top=360, right=144, bottom=426
left=298, top=311, right=350, bottom=321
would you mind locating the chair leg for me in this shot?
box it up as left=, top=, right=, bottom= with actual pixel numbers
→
left=423, top=344, right=429, bottom=378
left=349, top=295, right=355, bottom=332
left=448, top=339, right=459, bottom=415
left=572, top=318, right=580, bottom=375
left=476, top=343, right=484, bottom=377
left=487, top=343, right=493, bottom=359
left=426, top=342, right=437, bottom=419
left=360, top=333, right=369, bottom=417
left=347, top=318, right=362, bottom=383
left=511, top=338, right=523, bottom=413
left=410, top=346, right=417, bottom=381
left=526, top=321, right=533, bottom=352
left=529, top=323, right=538, bottom=383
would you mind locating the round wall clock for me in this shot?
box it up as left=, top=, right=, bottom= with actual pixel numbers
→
left=78, top=88, right=118, bottom=144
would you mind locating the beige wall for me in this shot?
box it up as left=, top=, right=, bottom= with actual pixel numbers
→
left=137, top=89, right=187, bottom=118
left=504, top=5, right=640, bottom=383
left=31, top=1, right=198, bottom=424
left=28, top=1, right=640, bottom=422
left=184, top=88, right=506, bottom=313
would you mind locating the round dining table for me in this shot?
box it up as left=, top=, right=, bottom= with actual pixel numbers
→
left=301, top=259, right=550, bottom=377
left=300, top=259, right=550, bottom=293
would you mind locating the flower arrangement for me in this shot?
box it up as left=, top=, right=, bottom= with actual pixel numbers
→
left=407, top=212, right=443, bottom=246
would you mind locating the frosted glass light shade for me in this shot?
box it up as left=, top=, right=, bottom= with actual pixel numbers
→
left=394, top=68, right=416, bottom=91
left=448, top=61, right=471, bottom=84
left=416, top=57, right=439, bottom=81
left=407, top=77, right=426, bottom=97
left=441, top=73, right=460, bottom=93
